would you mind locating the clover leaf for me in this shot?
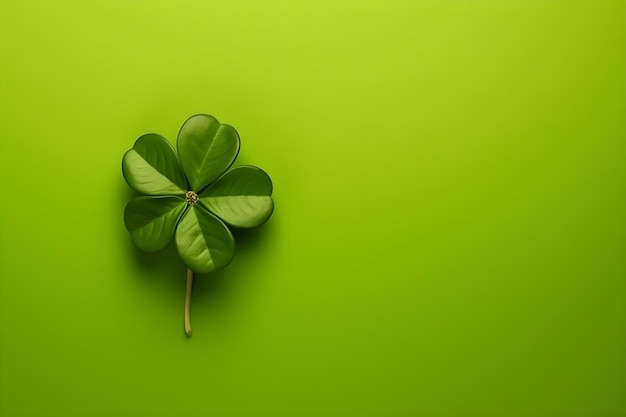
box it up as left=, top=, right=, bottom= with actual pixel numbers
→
left=122, top=114, right=274, bottom=336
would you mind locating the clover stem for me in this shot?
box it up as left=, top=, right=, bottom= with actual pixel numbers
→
left=184, top=268, right=193, bottom=337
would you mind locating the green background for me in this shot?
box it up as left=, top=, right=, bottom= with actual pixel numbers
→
left=1, top=1, right=625, bottom=416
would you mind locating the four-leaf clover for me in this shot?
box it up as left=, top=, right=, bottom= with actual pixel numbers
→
left=122, top=114, right=274, bottom=336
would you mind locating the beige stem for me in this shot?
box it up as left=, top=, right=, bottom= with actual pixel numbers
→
left=184, top=268, right=193, bottom=337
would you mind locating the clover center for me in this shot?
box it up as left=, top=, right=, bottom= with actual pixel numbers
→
left=185, top=191, right=199, bottom=206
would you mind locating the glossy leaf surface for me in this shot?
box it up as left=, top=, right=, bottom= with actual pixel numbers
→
left=177, top=114, right=240, bottom=192
left=200, top=165, right=274, bottom=228
left=175, top=204, right=235, bottom=273
left=124, top=196, right=186, bottom=252
left=122, top=134, right=187, bottom=195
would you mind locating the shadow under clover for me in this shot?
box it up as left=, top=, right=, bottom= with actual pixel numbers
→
left=191, top=221, right=276, bottom=305
left=123, top=209, right=276, bottom=321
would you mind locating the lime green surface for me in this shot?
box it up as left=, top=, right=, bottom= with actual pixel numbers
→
left=1, top=1, right=625, bottom=416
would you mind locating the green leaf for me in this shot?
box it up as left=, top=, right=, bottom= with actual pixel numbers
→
left=122, top=134, right=188, bottom=195
left=200, top=165, right=274, bottom=228
left=124, top=196, right=187, bottom=252
left=177, top=114, right=240, bottom=192
left=175, top=204, right=235, bottom=273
